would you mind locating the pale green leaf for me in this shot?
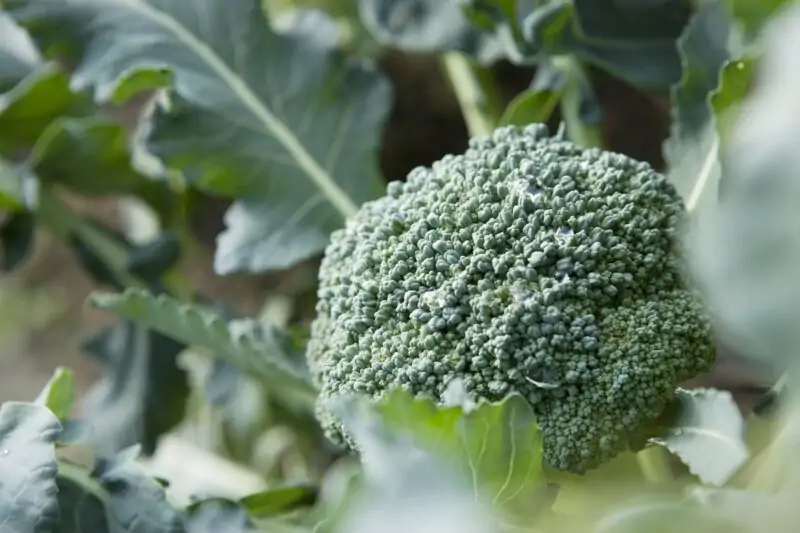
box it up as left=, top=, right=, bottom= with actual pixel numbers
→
left=685, top=6, right=800, bottom=371
left=498, top=89, right=560, bottom=127
left=34, top=366, right=75, bottom=422
left=334, top=384, right=546, bottom=521
left=663, top=0, right=735, bottom=214
left=89, top=288, right=317, bottom=406
left=8, top=0, right=392, bottom=273
left=0, top=402, right=61, bottom=533
left=650, top=388, right=748, bottom=487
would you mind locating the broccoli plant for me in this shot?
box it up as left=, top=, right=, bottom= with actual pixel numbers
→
left=308, top=123, right=715, bottom=473
left=1, top=0, right=800, bottom=531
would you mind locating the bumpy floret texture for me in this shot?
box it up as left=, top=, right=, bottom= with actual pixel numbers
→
left=307, top=124, right=715, bottom=474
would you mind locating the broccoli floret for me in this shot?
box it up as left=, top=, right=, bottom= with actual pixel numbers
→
left=307, top=124, right=715, bottom=474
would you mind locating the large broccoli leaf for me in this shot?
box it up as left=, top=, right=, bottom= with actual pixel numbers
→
left=7, top=0, right=392, bottom=274
left=0, top=402, right=61, bottom=533
left=662, top=1, right=737, bottom=214
left=89, top=288, right=318, bottom=408
left=332, top=382, right=548, bottom=524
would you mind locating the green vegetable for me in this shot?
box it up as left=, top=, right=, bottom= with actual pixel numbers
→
left=307, top=124, right=715, bottom=474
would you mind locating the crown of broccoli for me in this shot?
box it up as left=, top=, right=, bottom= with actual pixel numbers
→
left=307, top=124, right=715, bottom=474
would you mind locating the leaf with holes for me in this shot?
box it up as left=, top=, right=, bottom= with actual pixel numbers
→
left=7, top=0, right=391, bottom=274
left=650, top=388, right=748, bottom=486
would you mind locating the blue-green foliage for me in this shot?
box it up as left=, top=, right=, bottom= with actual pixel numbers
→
left=307, top=124, right=716, bottom=474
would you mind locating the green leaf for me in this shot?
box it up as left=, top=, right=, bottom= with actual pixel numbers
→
left=240, top=485, right=318, bottom=518
left=0, top=210, right=35, bottom=272
left=0, top=402, right=61, bottom=533
left=9, top=0, right=392, bottom=273
left=81, top=319, right=189, bottom=456
left=684, top=6, right=800, bottom=376
left=335, top=383, right=546, bottom=521
left=331, top=393, right=502, bottom=533
left=711, top=57, right=756, bottom=144
left=34, top=366, right=75, bottom=422
left=0, top=64, right=77, bottom=152
left=184, top=498, right=254, bottom=533
left=518, top=0, right=691, bottom=90
left=650, top=388, right=748, bottom=486
left=498, top=89, right=561, bottom=127
left=91, top=446, right=184, bottom=533
left=213, top=199, right=332, bottom=274
left=28, top=118, right=175, bottom=221
left=53, top=474, right=110, bottom=533
left=89, top=288, right=317, bottom=406
left=358, top=0, right=510, bottom=63
left=663, top=0, right=736, bottom=213
left=724, top=0, right=795, bottom=37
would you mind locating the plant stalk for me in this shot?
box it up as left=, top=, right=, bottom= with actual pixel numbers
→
left=441, top=52, right=503, bottom=138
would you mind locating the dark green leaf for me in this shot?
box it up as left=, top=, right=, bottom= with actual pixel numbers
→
left=498, top=89, right=560, bottom=126
left=240, top=485, right=319, bottom=518
left=89, top=288, right=317, bottom=407
left=0, top=64, right=77, bottom=152
left=214, top=199, right=331, bottom=274
left=663, top=0, right=735, bottom=213
left=81, top=320, right=189, bottom=456
left=0, top=402, right=61, bottom=533
left=184, top=498, right=253, bottom=533
left=358, top=0, right=509, bottom=62
left=0, top=209, right=35, bottom=271
left=650, top=388, right=748, bottom=486
left=92, top=446, right=185, bottom=533
left=126, top=232, right=181, bottom=280
left=29, top=118, right=175, bottom=221
left=68, top=220, right=133, bottom=290
left=573, top=0, right=692, bottom=41
left=54, top=474, right=110, bottom=533
left=9, top=0, right=392, bottom=274
left=34, top=366, right=75, bottom=422
left=520, top=0, right=689, bottom=90
left=334, top=384, right=546, bottom=520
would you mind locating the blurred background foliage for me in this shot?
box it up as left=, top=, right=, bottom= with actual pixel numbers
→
left=0, top=0, right=795, bottom=514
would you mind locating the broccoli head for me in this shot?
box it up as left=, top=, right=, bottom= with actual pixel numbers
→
left=307, top=124, right=715, bottom=474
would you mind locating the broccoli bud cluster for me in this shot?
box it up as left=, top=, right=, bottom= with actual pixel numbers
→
left=307, top=124, right=715, bottom=473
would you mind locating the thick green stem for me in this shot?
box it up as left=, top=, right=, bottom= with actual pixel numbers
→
left=636, top=445, right=674, bottom=483
left=441, top=52, right=503, bottom=138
